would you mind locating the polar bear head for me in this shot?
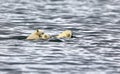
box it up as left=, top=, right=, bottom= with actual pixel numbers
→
left=41, top=33, right=51, bottom=40
left=56, top=30, right=73, bottom=38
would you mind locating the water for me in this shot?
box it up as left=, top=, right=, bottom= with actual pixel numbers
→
left=0, top=0, right=120, bottom=74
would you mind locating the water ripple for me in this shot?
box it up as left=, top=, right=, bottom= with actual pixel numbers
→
left=0, top=0, right=120, bottom=74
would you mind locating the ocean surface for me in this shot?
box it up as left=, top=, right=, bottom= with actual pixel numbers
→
left=0, top=0, right=120, bottom=74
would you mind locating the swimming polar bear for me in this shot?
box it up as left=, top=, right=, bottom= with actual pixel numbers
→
left=56, top=30, right=73, bottom=38
left=26, top=29, right=50, bottom=40
left=26, top=29, right=73, bottom=40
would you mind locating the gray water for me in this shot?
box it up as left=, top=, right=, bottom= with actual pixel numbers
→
left=0, top=0, right=120, bottom=74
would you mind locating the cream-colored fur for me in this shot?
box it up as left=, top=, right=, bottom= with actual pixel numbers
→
left=26, top=29, right=44, bottom=40
left=42, top=33, right=51, bottom=40
left=56, top=30, right=73, bottom=38
left=26, top=29, right=73, bottom=40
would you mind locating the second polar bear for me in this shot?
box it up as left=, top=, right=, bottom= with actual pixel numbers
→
left=56, top=30, right=73, bottom=38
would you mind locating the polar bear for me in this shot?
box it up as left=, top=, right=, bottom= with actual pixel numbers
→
left=56, top=30, right=73, bottom=38
left=26, top=29, right=73, bottom=40
left=26, top=29, right=51, bottom=40
left=26, top=29, right=44, bottom=40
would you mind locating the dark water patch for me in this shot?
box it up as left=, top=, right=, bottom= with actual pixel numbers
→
left=50, top=52, right=65, bottom=56
left=64, top=28, right=80, bottom=31
left=45, top=61, right=81, bottom=65
left=70, top=20, right=84, bottom=23
left=15, top=8, right=30, bottom=11
left=91, top=42, right=107, bottom=46
left=85, top=34, right=102, bottom=37
left=61, top=15, right=78, bottom=19
left=93, top=43, right=111, bottom=47
left=112, top=46, right=120, bottom=49
left=27, top=67, right=52, bottom=71
left=2, top=62, right=39, bottom=65
left=82, top=31, right=104, bottom=35
left=11, top=18, right=37, bottom=20
left=0, top=68, right=18, bottom=71
left=80, top=45, right=94, bottom=49
left=0, top=68, right=22, bottom=74
left=92, top=61, right=113, bottom=66
left=95, top=66, right=108, bottom=70
left=10, top=21, right=42, bottom=23
left=10, top=36, right=27, bottom=40
left=49, top=39, right=63, bottom=42
left=107, top=27, right=120, bottom=30
left=102, top=52, right=120, bottom=57
left=116, top=20, right=120, bottom=24
left=43, top=55, right=64, bottom=58
left=40, top=15, right=58, bottom=19
left=19, top=71, right=50, bottom=74
left=0, top=36, right=27, bottom=40
left=100, top=40, right=118, bottom=43
left=71, top=35, right=77, bottom=38
left=14, top=11, right=26, bottom=14
left=25, top=39, right=46, bottom=43
left=108, top=65, right=120, bottom=69
left=50, top=49, right=62, bottom=51
left=87, top=15, right=101, bottom=19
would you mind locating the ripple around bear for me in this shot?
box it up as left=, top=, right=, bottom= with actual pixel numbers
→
left=26, top=29, right=50, bottom=40
left=26, top=29, right=73, bottom=40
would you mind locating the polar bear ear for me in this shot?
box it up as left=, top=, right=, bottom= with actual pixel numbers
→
left=36, top=29, right=44, bottom=35
left=36, top=29, right=41, bottom=35
left=36, top=29, right=39, bottom=32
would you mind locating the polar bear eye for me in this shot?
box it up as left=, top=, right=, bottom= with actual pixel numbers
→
left=39, top=35, right=42, bottom=37
left=41, top=32, right=44, bottom=35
